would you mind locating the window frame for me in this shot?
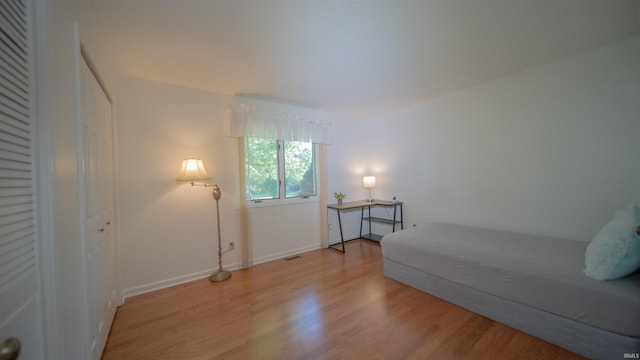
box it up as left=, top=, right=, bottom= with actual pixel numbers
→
left=245, top=137, right=318, bottom=208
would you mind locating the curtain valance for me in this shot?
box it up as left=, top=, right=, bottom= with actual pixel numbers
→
left=223, top=95, right=332, bottom=144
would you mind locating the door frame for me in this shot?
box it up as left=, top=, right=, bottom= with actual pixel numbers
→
left=33, top=0, right=59, bottom=358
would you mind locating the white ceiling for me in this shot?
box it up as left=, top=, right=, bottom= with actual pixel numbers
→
left=89, top=0, right=639, bottom=115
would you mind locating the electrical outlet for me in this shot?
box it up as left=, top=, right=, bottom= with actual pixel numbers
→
left=229, top=242, right=235, bottom=250
left=328, top=224, right=334, bottom=230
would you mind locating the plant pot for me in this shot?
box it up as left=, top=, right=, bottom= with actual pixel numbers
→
left=337, top=199, right=343, bottom=205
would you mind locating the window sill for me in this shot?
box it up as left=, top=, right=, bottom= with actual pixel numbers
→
left=247, top=196, right=319, bottom=209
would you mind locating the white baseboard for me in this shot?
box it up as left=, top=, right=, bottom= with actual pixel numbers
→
left=251, top=244, right=321, bottom=266
left=329, top=230, right=361, bottom=245
left=122, top=244, right=321, bottom=300
left=122, top=262, right=243, bottom=300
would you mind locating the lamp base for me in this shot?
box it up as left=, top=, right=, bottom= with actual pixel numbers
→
left=209, top=269, right=231, bottom=282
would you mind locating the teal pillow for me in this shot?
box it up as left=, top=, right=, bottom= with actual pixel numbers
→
left=584, top=205, right=640, bottom=280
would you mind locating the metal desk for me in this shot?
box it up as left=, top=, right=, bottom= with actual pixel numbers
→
left=327, top=200, right=403, bottom=253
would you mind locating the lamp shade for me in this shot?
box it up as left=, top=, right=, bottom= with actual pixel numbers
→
left=363, top=175, right=376, bottom=189
left=176, top=158, right=211, bottom=181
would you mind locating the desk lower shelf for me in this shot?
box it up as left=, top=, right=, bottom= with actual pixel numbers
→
left=361, top=215, right=402, bottom=243
left=362, top=216, right=401, bottom=226
left=361, top=233, right=384, bottom=242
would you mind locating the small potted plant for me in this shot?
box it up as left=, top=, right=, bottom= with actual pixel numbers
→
left=334, top=192, right=346, bottom=205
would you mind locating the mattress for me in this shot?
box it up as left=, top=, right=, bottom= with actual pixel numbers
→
left=380, top=222, right=640, bottom=337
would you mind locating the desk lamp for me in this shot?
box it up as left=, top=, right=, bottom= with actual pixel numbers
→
left=363, top=175, right=376, bottom=203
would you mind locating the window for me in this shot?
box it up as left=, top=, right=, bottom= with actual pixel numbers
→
left=245, top=137, right=317, bottom=201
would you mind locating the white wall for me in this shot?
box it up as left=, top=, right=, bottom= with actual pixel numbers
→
left=325, top=116, right=375, bottom=242
left=115, top=75, right=241, bottom=295
left=342, top=36, right=640, bottom=241
left=250, top=202, right=320, bottom=264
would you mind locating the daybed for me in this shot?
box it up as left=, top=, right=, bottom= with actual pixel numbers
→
left=381, top=222, right=640, bottom=359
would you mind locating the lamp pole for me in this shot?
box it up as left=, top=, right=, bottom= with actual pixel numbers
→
left=209, top=184, right=231, bottom=282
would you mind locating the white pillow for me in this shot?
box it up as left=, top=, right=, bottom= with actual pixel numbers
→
left=584, top=205, right=640, bottom=280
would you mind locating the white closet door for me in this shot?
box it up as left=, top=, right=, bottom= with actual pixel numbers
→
left=80, top=56, right=117, bottom=359
left=0, top=0, right=45, bottom=359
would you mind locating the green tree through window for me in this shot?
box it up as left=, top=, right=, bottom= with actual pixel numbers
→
left=245, top=137, right=316, bottom=201
left=284, top=141, right=315, bottom=197
left=245, top=137, right=279, bottom=199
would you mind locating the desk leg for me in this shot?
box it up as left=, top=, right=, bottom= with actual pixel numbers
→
left=329, top=208, right=346, bottom=253
left=400, top=204, right=403, bottom=230
left=359, top=207, right=364, bottom=238
left=392, top=205, right=397, bottom=232
left=368, top=205, right=372, bottom=237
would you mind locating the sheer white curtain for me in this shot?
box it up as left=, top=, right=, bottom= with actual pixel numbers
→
left=224, top=95, right=332, bottom=268
left=224, top=99, right=332, bottom=144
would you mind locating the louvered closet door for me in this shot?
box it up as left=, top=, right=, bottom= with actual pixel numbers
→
left=0, top=0, right=45, bottom=359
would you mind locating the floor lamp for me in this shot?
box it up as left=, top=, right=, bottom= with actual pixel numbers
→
left=177, top=158, right=231, bottom=282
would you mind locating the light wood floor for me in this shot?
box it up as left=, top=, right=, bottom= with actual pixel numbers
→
left=102, top=240, right=584, bottom=360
